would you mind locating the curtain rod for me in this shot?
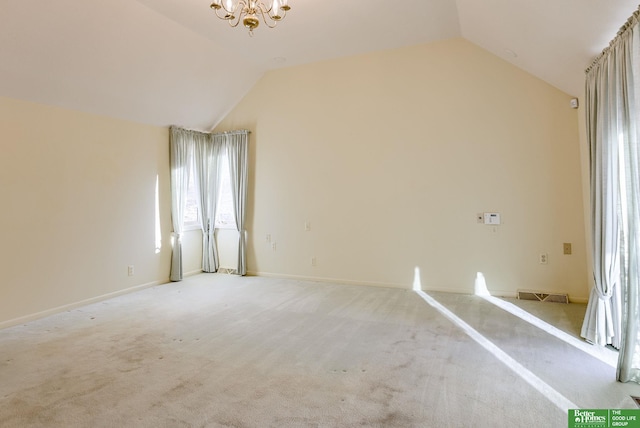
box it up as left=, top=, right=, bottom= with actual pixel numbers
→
left=170, top=125, right=208, bottom=136
left=211, top=130, right=251, bottom=137
left=170, top=126, right=251, bottom=137
left=586, top=5, right=640, bottom=74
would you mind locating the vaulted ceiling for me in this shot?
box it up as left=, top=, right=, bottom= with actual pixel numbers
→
left=1, top=0, right=637, bottom=130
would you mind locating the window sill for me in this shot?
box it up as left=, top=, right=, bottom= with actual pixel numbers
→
left=215, top=224, right=238, bottom=231
left=183, top=223, right=201, bottom=232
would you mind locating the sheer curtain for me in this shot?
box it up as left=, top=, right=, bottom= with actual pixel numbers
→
left=582, top=7, right=640, bottom=383
left=616, top=12, right=640, bottom=384
left=581, top=57, right=623, bottom=349
left=169, top=127, right=194, bottom=282
left=225, top=131, right=249, bottom=276
left=170, top=127, right=249, bottom=277
left=194, top=132, right=222, bottom=273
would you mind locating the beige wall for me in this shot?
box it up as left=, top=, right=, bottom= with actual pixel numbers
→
left=0, top=96, right=173, bottom=326
left=215, top=38, right=589, bottom=300
left=0, top=37, right=591, bottom=326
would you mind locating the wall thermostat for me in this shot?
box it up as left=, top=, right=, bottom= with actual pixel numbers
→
left=484, top=213, right=501, bottom=225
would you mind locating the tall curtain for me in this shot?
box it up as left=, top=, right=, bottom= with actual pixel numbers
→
left=581, top=57, right=623, bottom=349
left=225, top=131, right=249, bottom=276
left=582, top=7, right=640, bottom=383
left=194, top=132, right=222, bottom=273
left=169, top=127, right=193, bottom=282
left=617, top=12, right=640, bottom=384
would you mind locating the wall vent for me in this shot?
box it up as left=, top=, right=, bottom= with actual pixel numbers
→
left=517, top=290, right=569, bottom=304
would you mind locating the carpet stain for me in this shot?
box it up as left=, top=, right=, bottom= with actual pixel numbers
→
left=369, top=411, right=414, bottom=426
left=394, top=356, right=416, bottom=370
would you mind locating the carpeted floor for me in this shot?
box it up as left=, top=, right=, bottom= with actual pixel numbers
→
left=0, top=274, right=637, bottom=427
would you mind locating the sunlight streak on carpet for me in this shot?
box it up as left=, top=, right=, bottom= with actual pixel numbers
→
left=480, top=295, right=618, bottom=368
left=414, top=289, right=578, bottom=412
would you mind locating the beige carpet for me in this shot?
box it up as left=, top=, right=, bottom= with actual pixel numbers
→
left=0, top=274, right=637, bottom=427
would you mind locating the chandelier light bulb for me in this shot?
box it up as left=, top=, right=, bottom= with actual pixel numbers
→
left=272, top=0, right=281, bottom=19
left=223, top=0, right=235, bottom=12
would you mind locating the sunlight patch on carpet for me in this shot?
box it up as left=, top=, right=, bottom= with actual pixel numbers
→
left=414, top=289, right=578, bottom=413
left=480, top=295, right=617, bottom=368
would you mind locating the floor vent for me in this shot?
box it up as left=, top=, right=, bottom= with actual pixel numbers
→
left=217, top=268, right=236, bottom=275
left=517, top=290, right=569, bottom=304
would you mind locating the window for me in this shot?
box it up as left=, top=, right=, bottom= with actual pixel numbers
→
left=215, top=152, right=237, bottom=229
left=182, top=151, right=236, bottom=230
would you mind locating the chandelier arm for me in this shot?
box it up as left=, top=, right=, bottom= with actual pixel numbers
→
left=213, top=7, right=230, bottom=20
left=257, top=1, right=271, bottom=15
left=257, top=6, right=278, bottom=28
left=236, top=0, right=249, bottom=12
left=229, top=2, right=250, bottom=27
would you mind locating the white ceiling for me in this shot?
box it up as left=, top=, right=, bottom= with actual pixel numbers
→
left=0, top=0, right=637, bottom=130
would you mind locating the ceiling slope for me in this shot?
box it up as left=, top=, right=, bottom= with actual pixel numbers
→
left=457, top=0, right=640, bottom=97
left=0, top=0, right=261, bottom=130
left=136, top=0, right=461, bottom=69
left=0, top=0, right=637, bottom=129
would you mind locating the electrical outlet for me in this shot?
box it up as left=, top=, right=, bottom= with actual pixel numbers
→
left=539, top=253, right=548, bottom=264
left=311, top=257, right=316, bottom=267
left=272, top=242, right=277, bottom=251
left=563, top=243, right=572, bottom=255
left=127, top=265, right=134, bottom=276
left=266, top=234, right=271, bottom=243
left=305, top=221, right=311, bottom=231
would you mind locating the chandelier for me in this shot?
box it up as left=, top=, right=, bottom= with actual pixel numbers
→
left=210, top=0, right=291, bottom=36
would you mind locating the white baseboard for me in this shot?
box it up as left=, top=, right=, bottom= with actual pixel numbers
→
left=248, top=270, right=497, bottom=295
left=247, top=270, right=412, bottom=290
left=0, top=279, right=168, bottom=330
left=247, top=271, right=589, bottom=303
left=184, top=269, right=203, bottom=277
left=422, top=285, right=500, bottom=296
